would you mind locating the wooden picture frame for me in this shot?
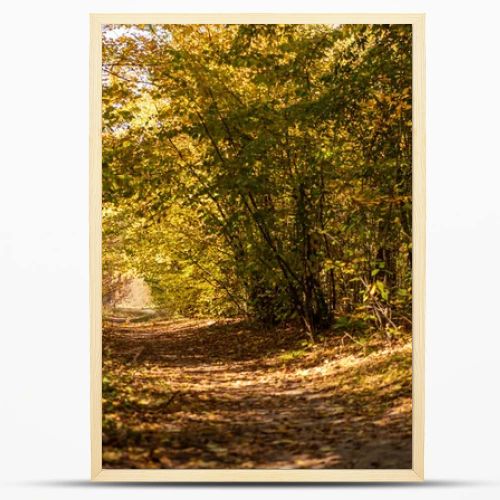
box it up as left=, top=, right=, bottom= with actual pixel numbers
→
left=90, top=13, right=425, bottom=482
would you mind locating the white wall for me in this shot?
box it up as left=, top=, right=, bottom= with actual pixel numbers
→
left=1, top=1, right=499, bottom=499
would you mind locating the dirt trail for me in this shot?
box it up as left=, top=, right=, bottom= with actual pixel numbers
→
left=102, top=318, right=412, bottom=469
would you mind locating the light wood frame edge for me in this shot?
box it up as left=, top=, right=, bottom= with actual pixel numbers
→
left=411, top=13, right=425, bottom=481
left=89, top=13, right=425, bottom=483
left=90, top=12, right=103, bottom=481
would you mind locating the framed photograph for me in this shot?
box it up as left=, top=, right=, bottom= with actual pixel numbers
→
left=90, top=13, right=425, bottom=482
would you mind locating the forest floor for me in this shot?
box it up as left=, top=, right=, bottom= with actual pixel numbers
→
left=102, top=314, right=412, bottom=469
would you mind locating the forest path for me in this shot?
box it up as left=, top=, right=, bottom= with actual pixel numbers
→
left=102, top=317, right=412, bottom=469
